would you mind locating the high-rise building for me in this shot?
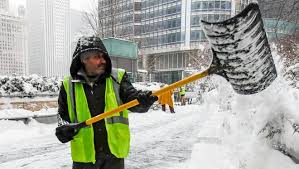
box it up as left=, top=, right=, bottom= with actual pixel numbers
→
left=0, top=13, right=27, bottom=75
left=98, top=0, right=252, bottom=83
left=0, top=0, right=8, bottom=13
left=18, top=5, right=26, bottom=17
left=27, top=0, right=71, bottom=77
left=98, top=0, right=142, bottom=44
left=140, top=0, right=254, bottom=83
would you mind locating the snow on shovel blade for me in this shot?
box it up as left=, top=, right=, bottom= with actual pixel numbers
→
left=201, top=3, right=277, bottom=95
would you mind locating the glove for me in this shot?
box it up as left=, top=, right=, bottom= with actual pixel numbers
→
left=55, top=124, right=79, bottom=143
left=137, top=91, right=158, bottom=107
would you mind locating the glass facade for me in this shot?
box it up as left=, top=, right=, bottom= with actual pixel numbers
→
left=191, top=1, right=232, bottom=11
left=154, top=52, right=190, bottom=70
left=141, top=0, right=182, bottom=48
left=154, top=70, right=182, bottom=84
left=99, top=0, right=252, bottom=83
left=264, top=19, right=299, bottom=41
left=190, top=0, right=233, bottom=42
left=98, top=0, right=141, bottom=40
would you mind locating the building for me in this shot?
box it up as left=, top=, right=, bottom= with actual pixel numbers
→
left=17, top=5, right=26, bottom=17
left=0, top=0, right=8, bottom=13
left=258, top=0, right=299, bottom=41
left=263, top=19, right=299, bottom=41
left=0, top=0, right=27, bottom=76
left=0, top=14, right=27, bottom=75
left=103, top=37, right=138, bottom=81
left=98, top=0, right=253, bottom=83
left=139, top=0, right=253, bottom=83
left=27, top=0, right=71, bottom=77
left=98, top=0, right=142, bottom=44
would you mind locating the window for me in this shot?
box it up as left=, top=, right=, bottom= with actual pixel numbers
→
left=160, top=55, right=164, bottom=69
left=191, top=16, right=199, bottom=25
left=208, top=1, right=214, bottom=9
left=191, top=31, right=200, bottom=41
left=134, top=2, right=141, bottom=10
left=134, top=14, right=141, bottom=22
left=169, top=54, right=173, bottom=68
left=173, top=53, right=177, bottom=68
left=178, top=53, right=182, bottom=68
left=215, top=1, right=220, bottom=9
left=202, top=2, right=208, bottom=10
left=164, top=55, right=169, bottom=69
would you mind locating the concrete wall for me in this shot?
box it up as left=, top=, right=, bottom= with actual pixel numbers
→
left=0, top=100, right=58, bottom=111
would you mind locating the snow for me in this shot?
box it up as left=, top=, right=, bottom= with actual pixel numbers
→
left=132, top=82, right=163, bottom=91
left=0, top=105, right=208, bottom=169
left=0, top=47, right=298, bottom=168
left=0, top=108, right=57, bottom=119
left=1, top=68, right=298, bottom=169
left=187, top=50, right=299, bottom=169
left=0, top=74, right=61, bottom=97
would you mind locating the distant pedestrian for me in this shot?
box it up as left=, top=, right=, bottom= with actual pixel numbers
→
left=158, top=85, right=175, bottom=113
left=179, top=86, right=186, bottom=105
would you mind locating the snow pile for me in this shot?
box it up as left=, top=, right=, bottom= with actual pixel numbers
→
left=0, top=108, right=57, bottom=119
left=189, top=47, right=299, bottom=169
left=0, top=118, right=58, bottom=147
left=284, top=63, right=299, bottom=89
left=0, top=74, right=61, bottom=97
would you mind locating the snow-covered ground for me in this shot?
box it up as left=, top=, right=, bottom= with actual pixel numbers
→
left=0, top=105, right=208, bottom=169
left=0, top=46, right=299, bottom=169
left=1, top=77, right=298, bottom=169
left=188, top=76, right=299, bottom=169
left=187, top=46, right=299, bottom=169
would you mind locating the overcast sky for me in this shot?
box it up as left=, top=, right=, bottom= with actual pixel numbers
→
left=9, top=0, right=96, bottom=13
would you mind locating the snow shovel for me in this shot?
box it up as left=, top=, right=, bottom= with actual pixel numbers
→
left=61, top=3, right=277, bottom=131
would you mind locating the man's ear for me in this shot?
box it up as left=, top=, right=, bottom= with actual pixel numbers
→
left=81, top=59, right=87, bottom=64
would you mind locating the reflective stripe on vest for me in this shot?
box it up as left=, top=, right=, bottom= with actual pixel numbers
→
left=106, top=68, right=128, bottom=125
left=63, top=68, right=130, bottom=163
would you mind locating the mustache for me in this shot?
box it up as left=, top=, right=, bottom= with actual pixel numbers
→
left=96, top=64, right=106, bottom=69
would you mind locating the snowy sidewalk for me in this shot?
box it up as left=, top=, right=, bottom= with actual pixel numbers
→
left=0, top=104, right=210, bottom=169
left=188, top=109, right=230, bottom=169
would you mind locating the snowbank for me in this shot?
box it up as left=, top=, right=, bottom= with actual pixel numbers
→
left=188, top=47, right=299, bottom=169
left=0, top=74, right=61, bottom=97
left=0, top=108, right=57, bottom=119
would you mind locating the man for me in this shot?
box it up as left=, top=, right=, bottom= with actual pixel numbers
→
left=158, top=84, right=175, bottom=113
left=55, top=36, right=158, bottom=169
left=179, top=86, right=186, bottom=105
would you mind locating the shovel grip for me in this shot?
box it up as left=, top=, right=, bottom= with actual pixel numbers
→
left=84, top=70, right=209, bottom=126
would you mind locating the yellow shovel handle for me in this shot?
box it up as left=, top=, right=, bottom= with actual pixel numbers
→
left=85, top=70, right=209, bottom=126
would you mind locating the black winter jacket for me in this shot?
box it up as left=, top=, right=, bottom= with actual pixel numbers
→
left=58, top=36, right=151, bottom=157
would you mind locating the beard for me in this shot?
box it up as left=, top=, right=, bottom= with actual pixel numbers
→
left=96, top=64, right=106, bottom=74
left=86, top=64, right=106, bottom=76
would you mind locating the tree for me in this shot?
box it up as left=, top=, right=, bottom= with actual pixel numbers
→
left=258, top=0, right=299, bottom=67
left=187, top=43, right=212, bottom=71
left=258, top=0, right=299, bottom=41
left=81, top=0, right=104, bottom=37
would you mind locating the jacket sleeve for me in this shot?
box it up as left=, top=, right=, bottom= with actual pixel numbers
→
left=119, top=72, right=152, bottom=113
left=57, top=83, right=71, bottom=124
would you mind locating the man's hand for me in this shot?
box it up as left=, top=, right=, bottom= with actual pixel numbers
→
left=55, top=124, right=79, bottom=143
left=137, top=91, right=158, bottom=107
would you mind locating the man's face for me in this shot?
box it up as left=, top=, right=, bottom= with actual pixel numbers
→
left=82, top=51, right=106, bottom=76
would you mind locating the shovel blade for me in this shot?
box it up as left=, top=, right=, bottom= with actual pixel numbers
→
left=201, top=3, right=277, bottom=95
